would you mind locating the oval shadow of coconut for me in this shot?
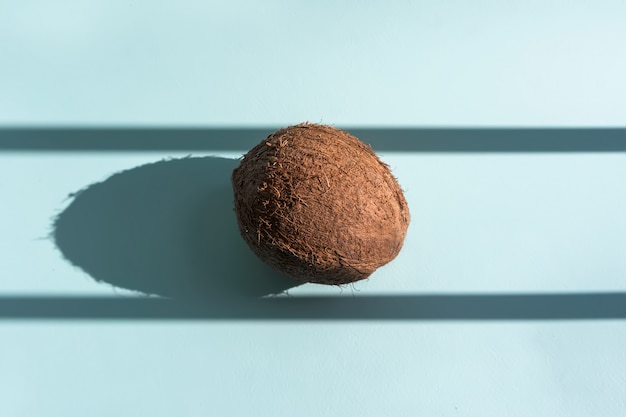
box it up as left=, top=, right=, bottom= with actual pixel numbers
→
left=53, top=156, right=298, bottom=301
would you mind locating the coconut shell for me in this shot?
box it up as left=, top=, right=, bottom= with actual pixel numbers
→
left=231, top=123, right=410, bottom=285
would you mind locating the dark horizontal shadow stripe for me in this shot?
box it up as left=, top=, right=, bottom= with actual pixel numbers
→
left=0, top=128, right=624, bottom=152
left=1, top=293, right=625, bottom=320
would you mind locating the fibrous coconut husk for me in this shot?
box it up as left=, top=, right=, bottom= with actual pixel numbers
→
left=231, top=123, right=410, bottom=285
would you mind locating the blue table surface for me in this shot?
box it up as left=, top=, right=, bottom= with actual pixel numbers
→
left=1, top=2, right=625, bottom=416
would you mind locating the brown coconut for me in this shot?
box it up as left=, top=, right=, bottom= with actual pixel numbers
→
left=231, top=123, right=410, bottom=285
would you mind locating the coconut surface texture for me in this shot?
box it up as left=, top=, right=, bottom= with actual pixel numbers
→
left=232, top=123, right=410, bottom=285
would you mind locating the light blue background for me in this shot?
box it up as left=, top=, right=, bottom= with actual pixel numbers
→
left=1, top=1, right=626, bottom=416
left=2, top=0, right=626, bottom=126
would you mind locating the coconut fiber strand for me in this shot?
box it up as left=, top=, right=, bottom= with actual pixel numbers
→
left=232, top=123, right=410, bottom=285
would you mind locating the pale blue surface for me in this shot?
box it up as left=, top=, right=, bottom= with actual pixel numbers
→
left=1, top=2, right=626, bottom=416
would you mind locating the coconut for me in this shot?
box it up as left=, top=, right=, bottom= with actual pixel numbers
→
left=231, top=123, right=410, bottom=285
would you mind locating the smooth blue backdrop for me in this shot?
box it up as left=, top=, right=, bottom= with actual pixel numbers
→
left=1, top=2, right=625, bottom=416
